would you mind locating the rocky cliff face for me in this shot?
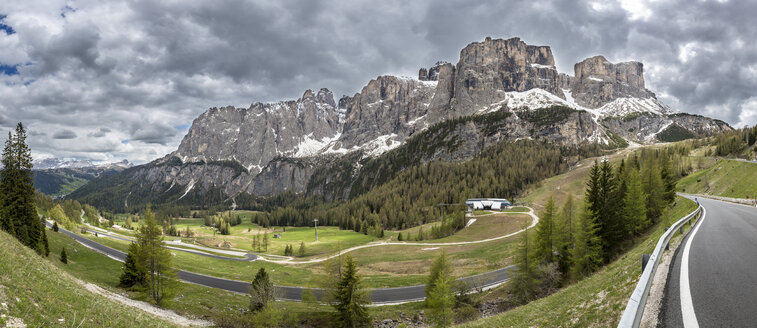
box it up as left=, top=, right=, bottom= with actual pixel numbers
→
left=570, top=56, right=655, bottom=108
left=332, top=75, right=437, bottom=153
left=449, top=37, right=564, bottom=115
left=72, top=37, right=732, bottom=209
left=172, top=88, right=341, bottom=174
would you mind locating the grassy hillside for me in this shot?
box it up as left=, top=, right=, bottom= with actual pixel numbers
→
left=0, top=230, right=177, bottom=328
left=677, top=159, right=757, bottom=198
left=460, top=197, right=697, bottom=327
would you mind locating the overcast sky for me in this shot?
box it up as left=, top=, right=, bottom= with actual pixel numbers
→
left=1, top=0, right=755, bottom=164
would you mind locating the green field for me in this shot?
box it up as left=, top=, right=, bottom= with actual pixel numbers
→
left=462, top=197, right=697, bottom=327
left=40, top=225, right=462, bottom=326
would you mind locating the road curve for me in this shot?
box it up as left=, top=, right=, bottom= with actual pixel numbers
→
left=660, top=196, right=757, bottom=327
left=48, top=222, right=518, bottom=304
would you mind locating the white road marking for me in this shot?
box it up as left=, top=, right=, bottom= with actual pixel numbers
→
left=680, top=206, right=706, bottom=328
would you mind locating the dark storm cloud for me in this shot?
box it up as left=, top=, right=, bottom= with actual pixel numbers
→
left=0, top=0, right=756, bottom=163
left=52, top=129, right=77, bottom=139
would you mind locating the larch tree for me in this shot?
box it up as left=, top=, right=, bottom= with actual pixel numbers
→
left=333, top=255, right=371, bottom=328
left=535, top=197, right=557, bottom=263
left=623, top=169, right=649, bottom=236
left=509, top=217, right=539, bottom=304
left=137, top=205, right=178, bottom=306
left=556, top=194, right=575, bottom=275
left=570, top=204, right=602, bottom=279
left=426, top=250, right=455, bottom=327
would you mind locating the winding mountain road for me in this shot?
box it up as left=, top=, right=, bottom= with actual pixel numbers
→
left=47, top=209, right=536, bottom=304
left=660, top=196, right=757, bottom=326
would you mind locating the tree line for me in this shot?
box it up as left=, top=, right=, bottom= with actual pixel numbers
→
left=508, top=147, right=680, bottom=305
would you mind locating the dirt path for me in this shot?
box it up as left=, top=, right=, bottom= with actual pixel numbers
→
left=75, top=278, right=212, bottom=327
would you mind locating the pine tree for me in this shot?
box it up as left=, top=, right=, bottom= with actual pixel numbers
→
left=570, top=204, right=602, bottom=279
left=556, top=194, right=575, bottom=275
left=250, top=268, right=274, bottom=312
left=137, top=205, right=178, bottom=306
left=333, top=255, right=371, bottom=328
left=426, top=250, right=454, bottom=327
left=0, top=132, right=14, bottom=235
left=0, top=123, right=42, bottom=254
left=119, top=242, right=146, bottom=287
left=263, top=233, right=269, bottom=252
left=535, top=197, right=557, bottom=263
left=509, top=218, right=539, bottom=303
left=425, top=249, right=452, bottom=301
left=623, top=169, right=648, bottom=236
left=41, top=229, right=49, bottom=256
left=298, top=241, right=306, bottom=256
left=52, top=221, right=59, bottom=232
left=641, top=157, right=666, bottom=222
left=426, top=271, right=454, bottom=327
left=60, top=247, right=68, bottom=264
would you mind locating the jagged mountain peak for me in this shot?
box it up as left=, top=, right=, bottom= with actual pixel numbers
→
left=75, top=36, right=731, bottom=206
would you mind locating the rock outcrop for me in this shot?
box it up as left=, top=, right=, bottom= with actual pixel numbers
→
left=570, top=56, right=655, bottom=108
left=173, top=88, right=341, bottom=175
left=450, top=37, right=564, bottom=114
left=334, top=75, right=437, bottom=152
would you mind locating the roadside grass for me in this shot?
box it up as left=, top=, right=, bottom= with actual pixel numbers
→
left=677, top=159, right=757, bottom=199
left=0, top=230, right=178, bottom=328
left=461, top=196, right=697, bottom=327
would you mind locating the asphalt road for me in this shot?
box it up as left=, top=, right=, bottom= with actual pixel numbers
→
left=48, top=222, right=515, bottom=304
left=660, top=197, right=757, bottom=327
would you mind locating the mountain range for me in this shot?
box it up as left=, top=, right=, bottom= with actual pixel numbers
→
left=68, top=37, right=731, bottom=211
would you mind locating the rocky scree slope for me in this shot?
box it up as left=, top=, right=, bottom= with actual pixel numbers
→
left=70, top=37, right=730, bottom=209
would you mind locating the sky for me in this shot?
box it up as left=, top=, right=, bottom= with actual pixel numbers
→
left=1, top=0, right=755, bottom=164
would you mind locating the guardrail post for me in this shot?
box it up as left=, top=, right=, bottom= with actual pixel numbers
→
left=641, top=254, right=650, bottom=273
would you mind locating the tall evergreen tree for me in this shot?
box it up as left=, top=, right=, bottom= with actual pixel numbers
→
left=250, top=268, right=274, bottom=312
left=556, top=194, right=575, bottom=275
left=570, top=204, right=602, bottom=279
left=119, top=242, right=146, bottom=287
left=426, top=270, right=455, bottom=327
left=425, top=249, right=452, bottom=302
left=0, top=132, right=14, bottom=235
left=641, top=157, right=666, bottom=222
left=137, top=206, right=178, bottom=306
left=509, top=218, right=539, bottom=303
left=623, top=169, right=649, bottom=236
left=0, top=123, right=43, bottom=254
left=535, top=197, right=557, bottom=263
left=60, top=247, right=68, bottom=264
left=333, top=255, right=371, bottom=328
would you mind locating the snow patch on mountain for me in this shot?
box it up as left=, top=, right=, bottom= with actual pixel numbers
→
left=598, top=97, right=675, bottom=118
left=293, top=132, right=342, bottom=157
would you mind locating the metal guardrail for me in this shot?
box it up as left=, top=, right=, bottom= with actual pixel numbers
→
left=617, top=203, right=702, bottom=328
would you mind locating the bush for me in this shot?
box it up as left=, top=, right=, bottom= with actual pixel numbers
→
left=454, top=303, right=480, bottom=324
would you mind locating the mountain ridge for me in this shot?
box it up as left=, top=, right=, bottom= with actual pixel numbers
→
left=68, top=36, right=731, bottom=210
